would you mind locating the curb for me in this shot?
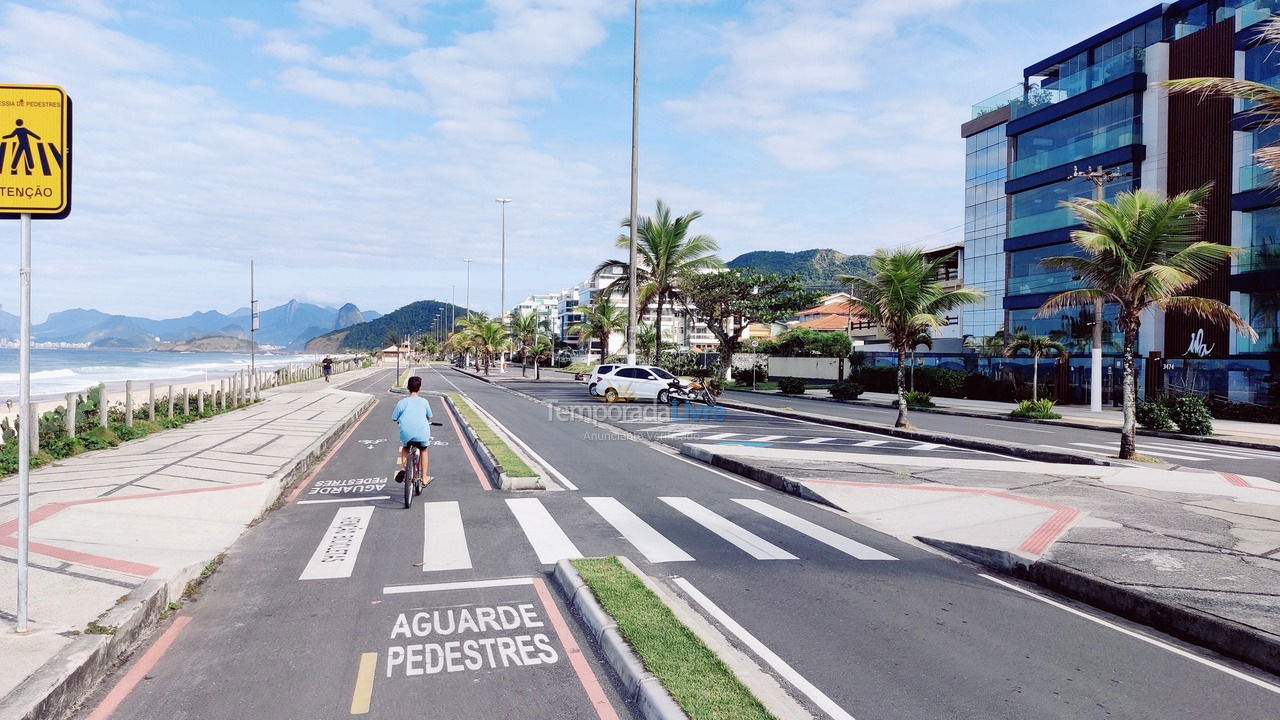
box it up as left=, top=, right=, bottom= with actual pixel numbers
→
left=679, top=444, right=841, bottom=509
left=718, top=397, right=1113, bottom=466
left=726, top=388, right=1280, bottom=453
left=438, top=392, right=542, bottom=491
left=0, top=391, right=376, bottom=720
left=915, top=538, right=1280, bottom=678
left=551, top=560, right=688, bottom=720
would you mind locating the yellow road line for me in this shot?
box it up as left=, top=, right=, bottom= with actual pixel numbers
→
left=350, top=652, right=377, bottom=715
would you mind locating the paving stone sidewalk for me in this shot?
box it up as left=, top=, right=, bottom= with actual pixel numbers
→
left=0, top=367, right=382, bottom=717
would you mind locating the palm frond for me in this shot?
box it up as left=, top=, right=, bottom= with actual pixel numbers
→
left=1159, top=296, right=1257, bottom=340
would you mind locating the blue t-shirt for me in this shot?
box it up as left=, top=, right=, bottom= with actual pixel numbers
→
left=392, top=396, right=433, bottom=445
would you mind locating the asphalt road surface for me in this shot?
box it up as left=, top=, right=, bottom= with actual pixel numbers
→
left=75, top=366, right=1280, bottom=720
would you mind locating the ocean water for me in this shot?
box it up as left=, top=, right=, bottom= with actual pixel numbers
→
left=0, top=348, right=318, bottom=399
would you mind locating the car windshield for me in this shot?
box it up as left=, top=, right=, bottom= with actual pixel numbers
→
left=650, top=368, right=676, bottom=380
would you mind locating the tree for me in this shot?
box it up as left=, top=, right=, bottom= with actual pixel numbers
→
left=680, top=269, right=821, bottom=381
left=1038, top=187, right=1255, bottom=458
left=841, top=249, right=984, bottom=428
left=1164, top=18, right=1280, bottom=180
left=569, top=298, right=627, bottom=364
left=1003, top=332, right=1067, bottom=402
left=596, top=200, right=724, bottom=358
left=455, top=316, right=508, bottom=375
left=507, top=311, right=548, bottom=377
left=528, top=334, right=553, bottom=380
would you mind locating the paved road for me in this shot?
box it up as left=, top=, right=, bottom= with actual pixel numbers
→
left=719, top=389, right=1280, bottom=481
left=76, top=366, right=1280, bottom=720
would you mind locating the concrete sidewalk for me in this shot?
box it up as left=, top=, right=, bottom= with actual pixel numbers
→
left=0, top=366, right=381, bottom=720
left=739, top=386, right=1280, bottom=447
left=682, top=441, right=1280, bottom=675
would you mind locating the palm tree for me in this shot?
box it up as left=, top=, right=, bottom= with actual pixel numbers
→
left=454, top=318, right=508, bottom=375
left=595, top=200, right=724, bottom=358
left=1003, top=332, right=1067, bottom=402
left=507, top=311, right=547, bottom=377
left=569, top=298, right=627, bottom=363
left=528, top=335, right=553, bottom=380
left=841, top=249, right=984, bottom=428
left=635, top=323, right=658, bottom=364
left=908, top=331, right=932, bottom=392
left=1164, top=18, right=1280, bottom=180
left=1038, top=187, right=1255, bottom=459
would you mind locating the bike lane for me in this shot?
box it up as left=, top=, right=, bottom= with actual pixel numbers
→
left=73, top=371, right=636, bottom=720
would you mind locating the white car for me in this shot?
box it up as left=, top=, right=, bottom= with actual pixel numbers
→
left=586, top=364, right=619, bottom=397
left=596, top=365, right=681, bottom=402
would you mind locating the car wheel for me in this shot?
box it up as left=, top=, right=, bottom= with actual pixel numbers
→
left=588, top=382, right=598, bottom=396
left=604, top=387, right=619, bottom=403
left=656, top=389, right=669, bottom=404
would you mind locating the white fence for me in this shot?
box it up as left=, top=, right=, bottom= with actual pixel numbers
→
left=766, top=357, right=849, bottom=381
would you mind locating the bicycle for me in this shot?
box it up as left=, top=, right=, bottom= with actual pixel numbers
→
left=401, top=421, right=443, bottom=509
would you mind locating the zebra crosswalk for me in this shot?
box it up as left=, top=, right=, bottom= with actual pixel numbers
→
left=300, top=494, right=901, bottom=581
left=1053, top=441, right=1280, bottom=463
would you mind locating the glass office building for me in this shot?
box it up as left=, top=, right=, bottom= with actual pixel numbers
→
left=965, top=0, right=1280, bottom=401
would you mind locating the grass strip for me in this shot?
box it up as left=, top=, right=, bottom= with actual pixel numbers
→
left=447, top=393, right=538, bottom=478
left=396, top=365, right=415, bottom=389
left=571, top=557, right=777, bottom=720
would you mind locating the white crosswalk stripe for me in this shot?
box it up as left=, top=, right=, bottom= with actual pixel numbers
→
left=732, top=499, right=898, bottom=560
left=659, top=497, right=797, bottom=560
left=909, top=443, right=942, bottom=451
left=422, top=501, right=472, bottom=572
left=1136, top=442, right=1258, bottom=460
left=584, top=497, right=694, bottom=563
left=300, top=506, right=373, bottom=580
left=745, top=435, right=788, bottom=442
left=853, top=440, right=888, bottom=447
left=1070, top=442, right=1211, bottom=462
left=798, top=437, right=835, bottom=445
left=506, top=498, right=584, bottom=564
left=702, top=432, right=741, bottom=440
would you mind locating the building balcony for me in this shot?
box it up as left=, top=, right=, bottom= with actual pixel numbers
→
left=1009, top=49, right=1144, bottom=121
left=1240, top=163, right=1276, bottom=193
left=1237, top=0, right=1280, bottom=29
left=1010, top=128, right=1139, bottom=180
left=972, top=84, right=1024, bottom=119
left=1008, top=207, right=1077, bottom=238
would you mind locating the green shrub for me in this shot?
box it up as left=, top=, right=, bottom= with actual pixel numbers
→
left=731, top=363, right=767, bottom=386
left=777, top=377, right=807, bottom=395
left=828, top=380, right=864, bottom=401
left=1206, top=397, right=1280, bottom=424
left=770, top=328, right=851, bottom=358
left=78, top=427, right=119, bottom=451
left=902, top=390, right=935, bottom=408
left=1163, top=396, right=1213, bottom=436
left=1010, top=398, right=1061, bottom=419
left=1136, top=400, right=1174, bottom=431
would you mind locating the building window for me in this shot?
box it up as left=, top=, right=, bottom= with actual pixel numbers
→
left=1008, top=164, right=1133, bottom=237
left=1009, top=305, right=1122, bottom=354
left=1007, top=242, right=1086, bottom=297
left=1241, top=291, right=1280, bottom=354
left=1242, top=207, right=1280, bottom=272
left=1010, top=95, right=1141, bottom=179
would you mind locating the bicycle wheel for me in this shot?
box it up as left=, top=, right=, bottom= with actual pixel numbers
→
left=404, top=448, right=415, bottom=508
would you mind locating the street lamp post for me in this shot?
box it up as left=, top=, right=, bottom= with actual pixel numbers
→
left=626, top=0, right=640, bottom=366
left=495, top=198, right=512, bottom=322
left=463, top=258, right=473, bottom=318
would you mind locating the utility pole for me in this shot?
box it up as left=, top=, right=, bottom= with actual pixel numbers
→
left=450, top=283, right=456, bottom=335
left=464, top=258, right=473, bottom=319
left=249, top=260, right=257, bottom=402
left=626, top=0, right=640, bottom=366
left=1069, top=166, right=1131, bottom=413
left=496, top=198, right=512, bottom=322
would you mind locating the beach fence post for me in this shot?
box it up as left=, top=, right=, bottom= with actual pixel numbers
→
left=148, top=384, right=155, bottom=422
left=125, top=380, right=134, bottom=428
left=182, top=388, right=189, bottom=415
left=65, top=393, right=76, bottom=439
left=98, top=384, right=108, bottom=428
left=199, top=387, right=206, bottom=414
left=167, top=385, right=174, bottom=419
left=220, top=379, right=226, bottom=410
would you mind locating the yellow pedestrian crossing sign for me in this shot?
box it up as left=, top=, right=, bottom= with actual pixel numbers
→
left=0, top=84, right=70, bottom=218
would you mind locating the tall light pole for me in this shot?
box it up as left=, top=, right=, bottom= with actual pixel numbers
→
left=496, top=198, right=512, bottom=323
left=626, top=0, right=640, bottom=366
left=463, top=258, right=473, bottom=318
left=1069, top=166, right=1131, bottom=413
left=249, top=260, right=257, bottom=401
left=450, top=283, right=456, bottom=334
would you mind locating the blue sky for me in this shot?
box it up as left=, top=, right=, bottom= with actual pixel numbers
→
left=0, top=0, right=1159, bottom=320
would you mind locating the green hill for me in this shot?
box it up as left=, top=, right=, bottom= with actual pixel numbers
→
left=727, top=249, right=871, bottom=290
left=306, top=300, right=467, bottom=352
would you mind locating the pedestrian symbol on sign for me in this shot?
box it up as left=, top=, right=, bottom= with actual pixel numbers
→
left=4, top=120, right=41, bottom=175
left=2, top=118, right=61, bottom=177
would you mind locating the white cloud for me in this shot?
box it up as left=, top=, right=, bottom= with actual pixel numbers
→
left=58, top=0, right=116, bottom=22
left=296, top=0, right=430, bottom=46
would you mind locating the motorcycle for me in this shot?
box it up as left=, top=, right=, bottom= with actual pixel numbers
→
left=666, top=378, right=717, bottom=407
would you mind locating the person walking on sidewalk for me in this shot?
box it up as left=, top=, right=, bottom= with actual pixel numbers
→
left=322, top=356, right=333, bottom=382
left=392, top=375, right=432, bottom=485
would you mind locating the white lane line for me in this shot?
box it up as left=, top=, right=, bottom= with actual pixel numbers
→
left=852, top=440, right=887, bottom=447
left=1071, top=442, right=1209, bottom=462
left=300, top=506, right=374, bottom=580
left=799, top=437, right=835, bottom=445
left=702, top=433, right=741, bottom=440
left=384, top=577, right=533, bottom=595
left=506, top=498, right=584, bottom=564
left=987, top=423, right=1055, bottom=434
left=422, top=501, right=472, bottom=572
left=673, top=577, right=857, bottom=720
left=296, top=496, right=390, bottom=505
left=658, top=448, right=766, bottom=492
left=466, top=397, right=577, bottom=491
left=660, top=497, right=796, bottom=560
left=584, top=497, right=694, bottom=563
left=909, top=443, right=942, bottom=451
left=732, top=499, right=897, bottom=561
left=980, top=574, right=1280, bottom=696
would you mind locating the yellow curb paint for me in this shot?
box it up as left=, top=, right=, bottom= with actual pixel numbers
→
left=350, top=652, right=377, bottom=715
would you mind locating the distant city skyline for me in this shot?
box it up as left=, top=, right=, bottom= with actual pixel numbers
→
left=0, top=0, right=1157, bottom=318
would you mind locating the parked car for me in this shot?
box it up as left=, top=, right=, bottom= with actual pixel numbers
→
left=596, top=365, right=682, bottom=402
left=586, top=364, right=619, bottom=396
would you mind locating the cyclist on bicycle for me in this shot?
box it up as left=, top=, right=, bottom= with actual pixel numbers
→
left=392, top=376, right=433, bottom=484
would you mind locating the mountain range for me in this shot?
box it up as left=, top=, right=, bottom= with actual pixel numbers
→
left=0, top=300, right=381, bottom=350
left=727, top=248, right=872, bottom=290
left=307, top=300, right=465, bottom=352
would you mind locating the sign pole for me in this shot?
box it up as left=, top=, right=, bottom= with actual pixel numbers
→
left=250, top=260, right=256, bottom=401
left=16, top=212, right=31, bottom=632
